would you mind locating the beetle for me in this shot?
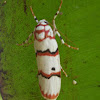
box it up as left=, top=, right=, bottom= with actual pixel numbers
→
left=17, top=0, right=79, bottom=99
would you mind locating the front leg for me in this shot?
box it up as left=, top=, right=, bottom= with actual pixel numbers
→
left=53, top=19, right=57, bottom=35
left=56, top=31, right=79, bottom=50
left=16, top=32, right=33, bottom=46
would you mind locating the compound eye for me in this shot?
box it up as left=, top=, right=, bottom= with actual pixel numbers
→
left=44, top=21, right=48, bottom=24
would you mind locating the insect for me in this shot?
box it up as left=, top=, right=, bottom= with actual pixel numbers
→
left=17, top=0, right=79, bottom=100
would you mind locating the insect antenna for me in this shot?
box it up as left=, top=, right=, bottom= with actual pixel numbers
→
left=53, top=0, right=63, bottom=20
left=52, top=0, right=63, bottom=34
left=30, top=6, right=39, bottom=23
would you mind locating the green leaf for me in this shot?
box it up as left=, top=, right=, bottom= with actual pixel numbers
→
left=0, top=0, right=100, bottom=100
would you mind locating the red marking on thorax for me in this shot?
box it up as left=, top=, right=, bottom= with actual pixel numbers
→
left=35, top=30, right=45, bottom=34
left=36, top=24, right=48, bottom=28
left=34, top=24, right=55, bottom=41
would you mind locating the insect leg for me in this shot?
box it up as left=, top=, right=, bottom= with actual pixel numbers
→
left=61, top=66, right=68, bottom=77
left=56, top=31, right=79, bottom=50
left=23, top=41, right=34, bottom=47
left=16, top=32, right=33, bottom=46
left=30, top=6, right=38, bottom=23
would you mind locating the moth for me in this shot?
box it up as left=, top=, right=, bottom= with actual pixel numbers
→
left=17, top=0, right=78, bottom=99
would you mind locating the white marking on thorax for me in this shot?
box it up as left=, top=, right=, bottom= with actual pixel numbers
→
left=36, top=26, right=44, bottom=30
left=36, top=32, right=45, bottom=40
left=45, top=25, right=54, bottom=37
left=45, top=25, right=51, bottom=31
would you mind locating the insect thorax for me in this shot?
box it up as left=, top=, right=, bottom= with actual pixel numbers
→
left=34, top=19, right=55, bottom=41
